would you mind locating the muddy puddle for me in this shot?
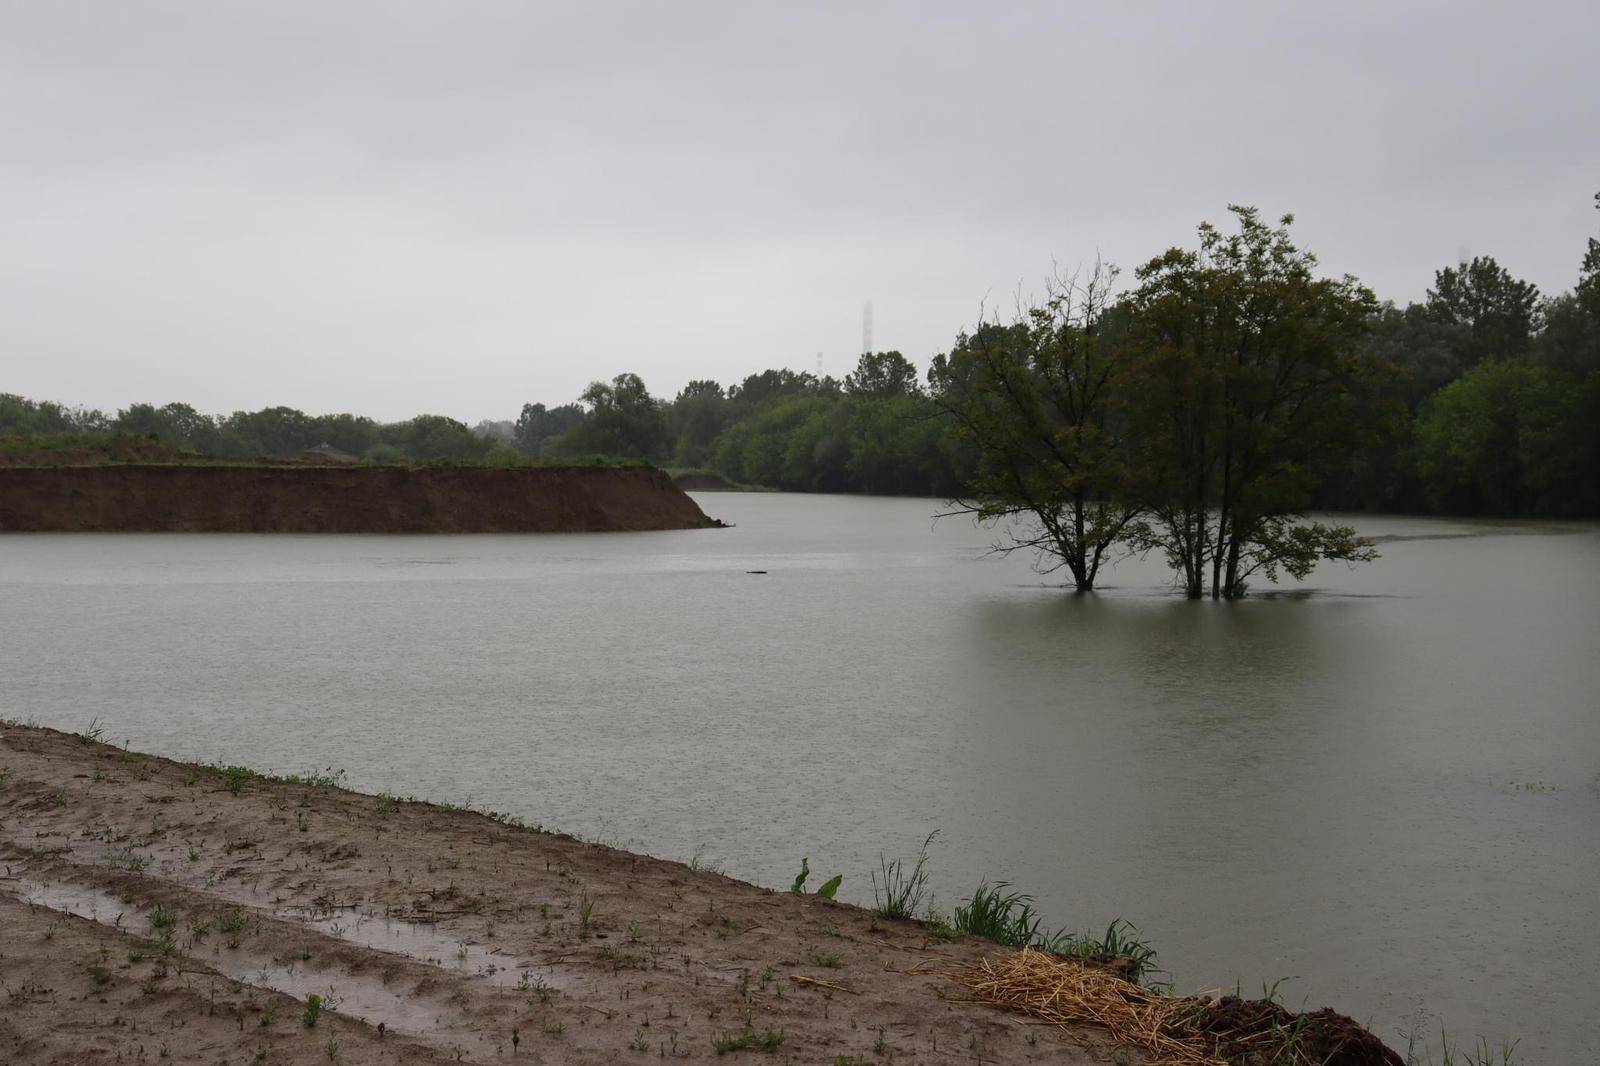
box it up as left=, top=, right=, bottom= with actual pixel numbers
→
left=4, top=841, right=565, bottom=992
left=0, top=873, right=561, bottom=1037
left=295, top=907, right=557, bottom=989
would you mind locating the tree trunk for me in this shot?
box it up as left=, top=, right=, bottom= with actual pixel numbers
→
left=1222, top=534, right=1244, bottom=600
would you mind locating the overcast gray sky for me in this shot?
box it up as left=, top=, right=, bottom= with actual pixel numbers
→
left=4, top=1, right=1596, bottom=422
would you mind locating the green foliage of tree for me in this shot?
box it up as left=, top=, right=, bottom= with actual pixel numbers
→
left=846, top=394, right=955, bottom=495
left=1532, top=293, right=1600, bottom=376
left=1119, top=208, right=1400, bottom=598
left=513, top=402, right=585, bottom=457
left=1414, top=359, right=1600, bottom=518
left=381, top=414, right=491, bottom=462
left=0, top=394, right=106, bottom=436
left=928, top=265, right=1143, bottom=591
left=113, top=402, right=219, bottom=453
left=669, top=380, right=730, bottom=467
left=726, top=368, right=837, bottom=416
left=1426, top=255, right=1541, bottom=367
left=1578, top=191, right=1600, bottom=321
left=1364, top=301, right=1473, bottom=405
left=844, top=350, right=922, bottom=398
left=560, top=373, right=668, bottom=460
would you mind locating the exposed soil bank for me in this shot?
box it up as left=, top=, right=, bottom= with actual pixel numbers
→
left=0, top=724, right=1407, bottom=1065
left=0, top=725, right=1106, bottom=1064
left=0, top=464, right=723, bottom=533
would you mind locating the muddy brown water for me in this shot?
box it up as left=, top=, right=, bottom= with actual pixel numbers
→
left=2, top=495, right=1596, bottom=1061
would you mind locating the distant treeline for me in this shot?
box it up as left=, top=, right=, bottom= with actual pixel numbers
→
left=6, top=200, right=1598, bottom=518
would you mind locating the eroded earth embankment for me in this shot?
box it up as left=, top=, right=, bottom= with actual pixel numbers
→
left=0, top=464, right=721, bottom=533
left=0, top=724, right=1105, bottom=1065
left=0, top=725, right=1410, bottom=1065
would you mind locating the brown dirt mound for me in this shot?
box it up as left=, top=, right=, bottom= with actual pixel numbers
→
left=0, top=463, right=724, bottom=533
left=1183, top=996, right=1404, bottom=1066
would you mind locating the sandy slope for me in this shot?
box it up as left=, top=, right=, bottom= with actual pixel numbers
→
left=0, top=723, right=1109, bottom=1064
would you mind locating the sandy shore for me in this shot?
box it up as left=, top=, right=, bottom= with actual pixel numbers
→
left=0, top=722, right=1114, bottom=1064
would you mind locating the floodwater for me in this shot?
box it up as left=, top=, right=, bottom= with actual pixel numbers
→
left=2, top=494, right=1596, bottom=1061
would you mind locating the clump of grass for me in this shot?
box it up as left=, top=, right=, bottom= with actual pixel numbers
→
left=218, top=908, right=249, bottom=947
left=712, top=1028, right=785, bottom=1054
left=809, top=950, right=843, bottom=969
left=302, top=993, right=324, bottom=1027
left=215, top=765, right=255, bottom=796
left=1405, top=1027, right=1520, bottom=1066
left=954, top=882, right=1044, bottom=947
left=283, top=767, right=345, bottom=789
left=579, top=893, right=596, bottom=938
left=921, top=911, right=959, bottom=944
left=147, top=903, right=178, bottom=936
left=953, top=882, right=1164, bottom=987
left=871, top=830, right=937, bottom=920
left=687, top=845, right=723, bottom=875
left=1048, top=919, right=1163, bottom=987
left=79, top=718, right=106, bottom=745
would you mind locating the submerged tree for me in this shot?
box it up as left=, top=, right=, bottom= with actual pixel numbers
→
left=1122, top=207, right=1400, bottom=598
left=929, top=263, right=1145, bottom=591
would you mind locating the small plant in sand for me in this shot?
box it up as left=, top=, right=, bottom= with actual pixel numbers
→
left=688, top=845, right=723, bottom=874
left=711, top=1027, right=785, bottom=1054
left=871, top=830, right=937, bottom=920
left=921, top=911, right=959, bottom=944
left=218, top=908, right=249, bottom=947
left=578, top=893, right=596, bottom=938
left=302, top=993, right=324, bottom=1028
left=147, top=903, right=178, bottom=936
left=217, top=765, right=255, bottom=796
left=78, top=718, right=106, bottom=745
left=1404, top=1028, right=1520, bottom=1066
left=789, top=856, right=843, bottom=899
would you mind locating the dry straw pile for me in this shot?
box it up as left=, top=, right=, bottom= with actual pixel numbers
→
left=954, top=948, right=1404, bottom=1066
left=956, top=947, right=1226, bottom=1065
